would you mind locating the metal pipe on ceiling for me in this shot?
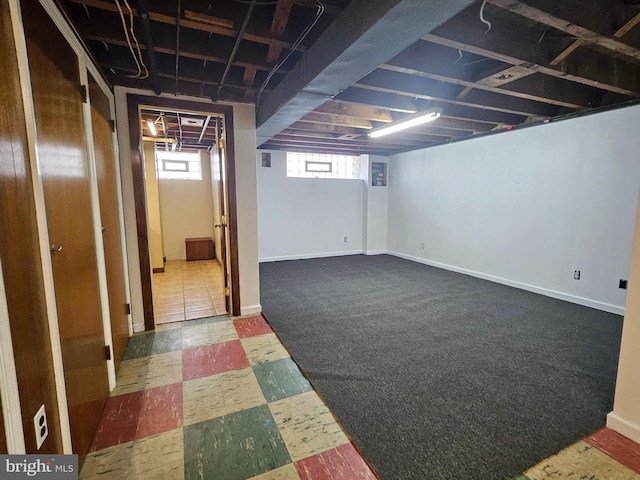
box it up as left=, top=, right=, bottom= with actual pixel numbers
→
left=215, top=0, right=255, bottom=100
left=136, top=0, right=162, bottom=94
left=198, top=116, right=211, bottom=144
left=175, top=0, right=182, bottom=96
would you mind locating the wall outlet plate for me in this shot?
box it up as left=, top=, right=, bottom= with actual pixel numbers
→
left=574, top=270, right=581, bottom=280
left=34, top=404, right=48, bottom=450
left=343, top=236, right=348, bottom=242
left=619, top=279, right=628, bottom=289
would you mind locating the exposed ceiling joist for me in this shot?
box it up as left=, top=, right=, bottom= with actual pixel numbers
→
left=255, top=0, right=479, bottom=145
left=486, top=0, right=640, bottom=63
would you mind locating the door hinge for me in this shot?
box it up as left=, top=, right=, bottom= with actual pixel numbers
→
left=125, top=303, right=131, bottom=315
left=80, top=85, right=88, bottom=103
left=225, top=287, right=230, bottom=297
left=110, top=119, right=116, bottom=132
left=105, top=345, right=112, bottom=361
left=221, top=215, right=227, bottom=226
left=218, top=139, right=224, bottom=149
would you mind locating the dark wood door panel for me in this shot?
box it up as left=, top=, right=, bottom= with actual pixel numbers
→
left=88, top=74, right=129, bottom=371
left=0, top=398, right=6, bottom=454
left=21, top=0, right=109, bottom=463
left=0, top=0, right=62, bottom=454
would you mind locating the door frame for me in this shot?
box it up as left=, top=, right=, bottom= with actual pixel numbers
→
left=126, top=94, right=241, bottom=329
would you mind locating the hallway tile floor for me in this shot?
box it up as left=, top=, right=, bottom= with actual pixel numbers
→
left=81, top=315, right=377, bottom=480
left=153, top=260, right=227, bottom=324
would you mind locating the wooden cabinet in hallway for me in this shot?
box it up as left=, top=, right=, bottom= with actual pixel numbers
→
left=22, top=0, right=109, bottom=463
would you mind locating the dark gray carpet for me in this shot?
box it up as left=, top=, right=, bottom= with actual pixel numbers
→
left=259, top=254, right=623, bottom=480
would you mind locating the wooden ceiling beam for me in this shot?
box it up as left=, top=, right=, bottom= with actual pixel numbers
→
left=298, top=112, right=374, bottom=129
left=486, top=0, right=640, bottom=63
left=66, top=0, right=303, bottom=51
left=261, top=140, right=402, bottom=155
left=422, top=33, right=640, bottom=97
left=355, top=69, right=557, bottom=118
left=270, top=0, right=294, bottom=37
left=550, top=11, right=640, bottom=65
left=287, top=122, right=365, bottom=136
left=85, top=34, right=278, bottom=73
left=271, top=134, right=426, bottom=149
left=333, top=89, right=418, bottom=114
left=314, top=101, right=394, bottom=122
left=379, top=64, right=585, bottom=109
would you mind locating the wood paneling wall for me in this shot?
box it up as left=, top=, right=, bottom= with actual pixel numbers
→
left=22, top=0, right=109, bottom=463
left=0, top=0, right=62, bottom=454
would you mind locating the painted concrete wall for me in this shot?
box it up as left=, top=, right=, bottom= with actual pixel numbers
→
left=387, top=104, right=640, bottom=315
left=143, top=141, right=164, bottom=270
left=361, top=155, right=388, bottom=254
left=608, top=186, right=640, bottom=443
left=256, top=150, right=364, bottom=261
left=158, top=150, right=215, bottom=261
left=230, top=103, right=261, bottom=315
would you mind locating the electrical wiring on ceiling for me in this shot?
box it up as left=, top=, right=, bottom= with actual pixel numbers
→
left=479, top=0, right=492, bottom=33
left=256, top=0, right=325, bottom=106
left=114, top=0, right=149, bottom=78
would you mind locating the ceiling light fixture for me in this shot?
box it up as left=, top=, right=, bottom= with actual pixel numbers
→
left=368, top=108, right=443, bottom=138
left=147, top=120, right=157, bottom=136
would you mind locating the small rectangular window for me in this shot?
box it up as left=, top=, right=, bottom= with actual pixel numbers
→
left=286, top=152, right=360, bottom=179
left=305, top=161, right=332, bottom=173
left=157, top=151, right=202, bottom=180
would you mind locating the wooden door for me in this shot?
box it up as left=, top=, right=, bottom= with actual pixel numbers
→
left=0, top=0, right=63, bottom=454
left=22, top=0, right=109, bottom=462
left=217, top=123, right=231, bottom=313
left=0, top=400, right=6, bottom=454
left=88, top=74, right=129, bottom=371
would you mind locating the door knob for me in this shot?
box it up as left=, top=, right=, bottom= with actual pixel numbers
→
left=50, top=244, right=63, bottom=254
left=214, top=224, right=222, bottom=228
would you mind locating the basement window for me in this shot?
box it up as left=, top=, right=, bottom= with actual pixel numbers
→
left=157, top=151, right=202, bottom=180
left=286, top=152, right=360, bottom=179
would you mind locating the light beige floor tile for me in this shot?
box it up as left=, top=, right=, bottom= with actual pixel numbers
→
left=128, top=428, right=184, bottom=479
left=80, top=442, right=133, bottom=479
left=112, top=351, right=182, bottom=395
left=183, top=374, right=227, bottom=425
left=185, top=308, right=216, bottom=320
left=156, top=312, right=186, bottom=324
left=241, top=334, right=290, bottom=366
left=155, top=303, right=185, bottom=315
left=248, top=464, right=300, bottom=480
left=219, top=367, right=266, bottom=414
left=155, top=294, right=184, bottom=307
left=185, top=300, right=215, bottom=311
left=269, top=391, right=349, bottom=462
left=182, top=320, right=238, bottom=348
left=526, top=441, right=640, bottom=480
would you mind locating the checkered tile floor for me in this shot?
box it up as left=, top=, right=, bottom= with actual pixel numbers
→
left=80, top=315, right=377, bottom=480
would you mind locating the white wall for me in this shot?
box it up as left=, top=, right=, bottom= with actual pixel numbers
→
left=361, top=155, right=388, bottom=254
left=143, top=141, right=164, bottom=270
left=387, top=104, right=640, bottom=315
left=158, top=150, right=215, bottom=261
left=257, top=150, right=364, bottom=262
left=230, top=103, right=261, bottom=315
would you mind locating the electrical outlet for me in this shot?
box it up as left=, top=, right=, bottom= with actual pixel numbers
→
left=343, top=236, right=348, bottom=243
left=34, top=404, right=48, bottom=450
left=421, top=242, right=425, bottom=249
left=619, top=279, right=628, bottom=289
left=574, top=270, right=581, bottom=280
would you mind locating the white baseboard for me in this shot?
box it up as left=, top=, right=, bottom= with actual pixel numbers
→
left=259, top=250, right=364, bottom=263
left=240, top=304, right=263, bottom=316
left=364, top=250, right=386, bottom=255
left=387, top=251, right=625, bottom=316
left=607, top=412, right=640, bottom=444
left=133, top=321, right=146, bottom=333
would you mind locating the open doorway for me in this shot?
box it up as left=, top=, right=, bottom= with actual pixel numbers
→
left=127, top=94, right=240, bottom=330
left=140, top=107, right=229, bottom=324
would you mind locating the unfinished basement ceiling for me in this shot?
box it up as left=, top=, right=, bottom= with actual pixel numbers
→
left=140, top=108, right=220, bottom=152
left=59, top=0, right=640, bottom=155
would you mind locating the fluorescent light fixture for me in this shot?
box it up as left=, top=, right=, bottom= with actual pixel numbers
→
left=147, top=120, right=157, bottom=136
left=368, top=108, right=442, bottom=138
